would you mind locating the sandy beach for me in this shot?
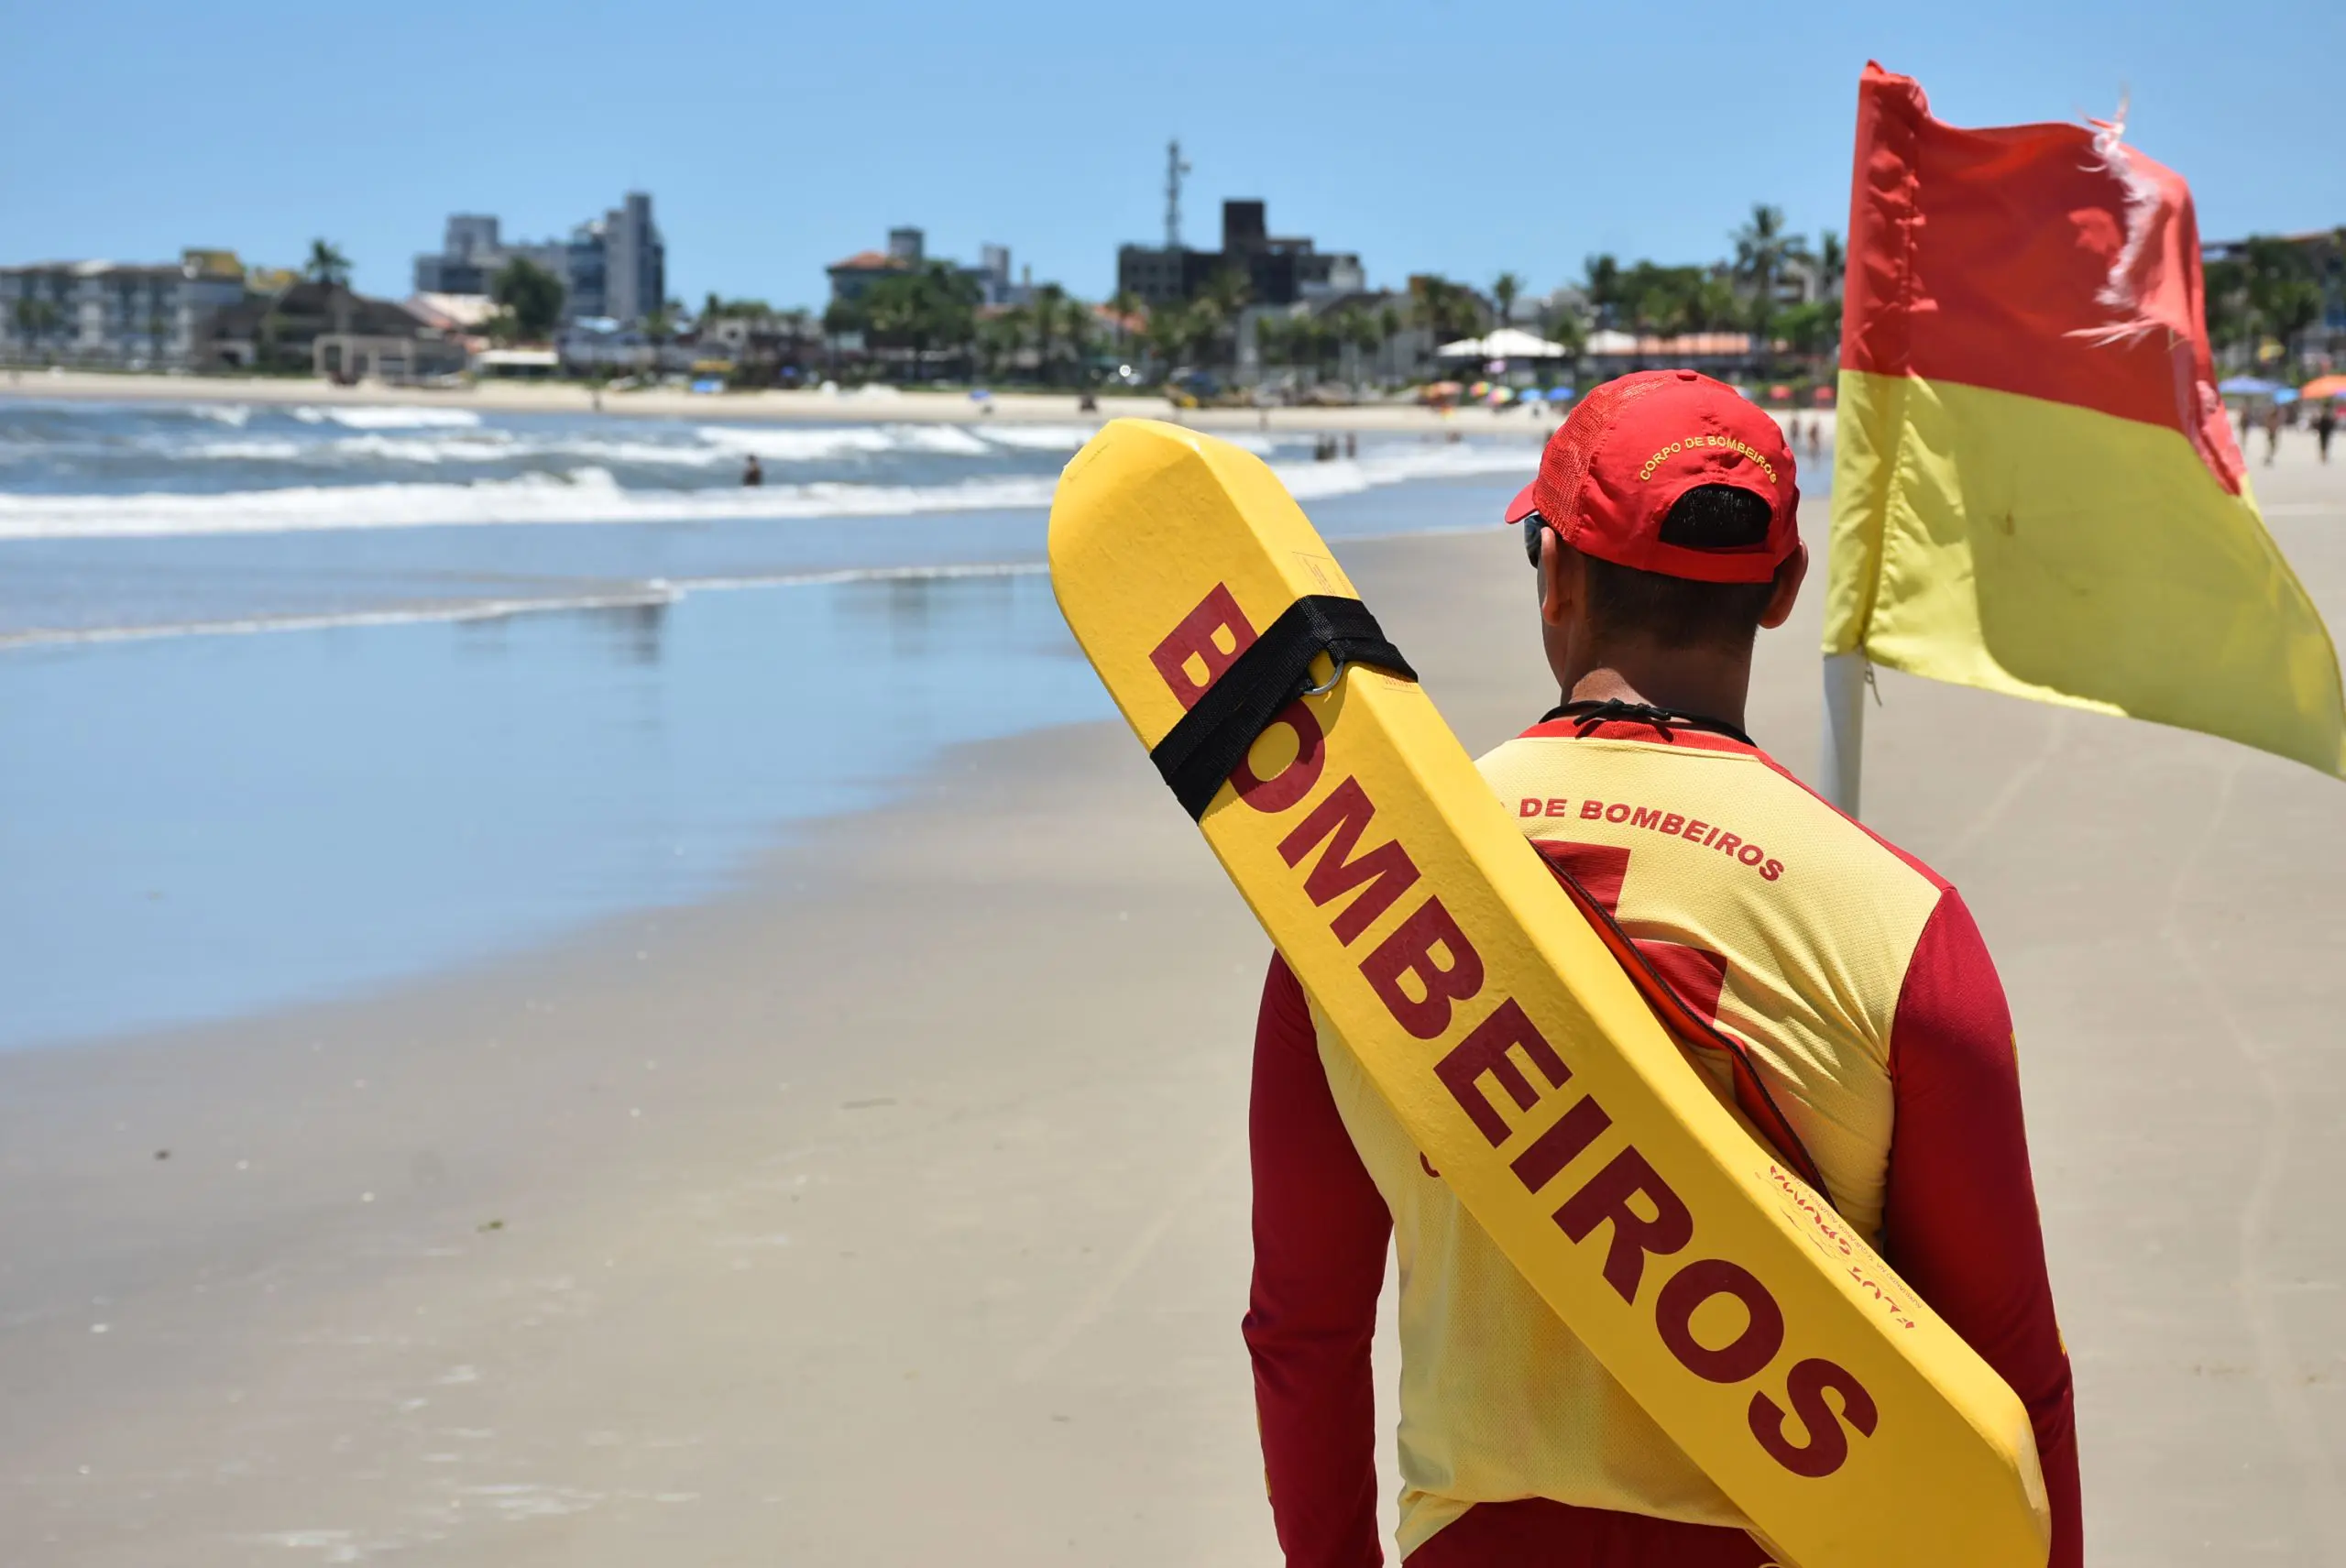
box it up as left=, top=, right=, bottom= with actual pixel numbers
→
left=5, top=446, right=2346, bottom=1566
left=1, top=367, right=1669, bottom=436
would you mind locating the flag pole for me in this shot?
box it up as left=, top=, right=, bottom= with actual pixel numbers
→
left=1821, top=651, right=1868, bottom=817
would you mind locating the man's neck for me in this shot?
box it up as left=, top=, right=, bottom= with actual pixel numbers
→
left=1557, top=654, right=1752, bottom=732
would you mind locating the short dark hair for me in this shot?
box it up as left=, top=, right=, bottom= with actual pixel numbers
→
left=1526, top=484, right=1783, bottom=652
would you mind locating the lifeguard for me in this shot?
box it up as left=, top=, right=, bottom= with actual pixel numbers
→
left=1240, top=371, right=2081, bottom=1567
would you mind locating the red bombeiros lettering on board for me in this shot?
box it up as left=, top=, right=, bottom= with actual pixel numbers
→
left=1232, top=701, right=1326, bottom=814
left=1149, top=583, right=1255, bottom=709
left=1278, top=778, right=1421, bottom=943
left=1148, top=585, right=1875, bottom=1476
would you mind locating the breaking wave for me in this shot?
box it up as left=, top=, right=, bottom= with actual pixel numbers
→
left=291, top=404, right=484, bottom=430
left=0, top=442, right=1534, bottom=540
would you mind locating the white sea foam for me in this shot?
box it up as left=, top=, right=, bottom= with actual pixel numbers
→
left=1277, top=442, right=1538, bottom=500
left=968, top=423, right=1104, bottom=453
left=688, top=422, right=992, bottom=460
left=291, top=405, right=484, bottom=430
left=0, top=442, right=1535, bottom=541
left=190, top=403, right=254, bottom=427
left=689, top=424, right=901, bottom=460
left=0, top=467, right=1063, bottom=539
left=181, top=438, right=308, bottom=461
left=0, top=561, right=1049, bottom=649
left=146, top=415, right=1310, bottom=471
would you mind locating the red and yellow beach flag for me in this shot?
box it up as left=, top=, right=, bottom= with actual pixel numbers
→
left=1827, top=63, right=2346, bottom=777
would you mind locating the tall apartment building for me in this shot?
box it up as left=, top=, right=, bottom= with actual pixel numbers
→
left=601, top=192, right=664, bottom=326
left=1116, top=199, right=1364, bottom=309
left=411, top=192, right=665, bottom=325
left=826, top=228, right=1026, bottom=309
left=0, top=250, right=248, bottom=367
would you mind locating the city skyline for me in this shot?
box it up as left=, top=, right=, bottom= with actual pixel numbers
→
left=3, top=0, right=2341, bottom=311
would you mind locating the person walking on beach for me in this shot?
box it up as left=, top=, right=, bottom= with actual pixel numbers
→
left=2264, top=402, right=2283, bottom=466
left=1244, top=371, right=2080, bottom=1568
left=2318, top=397, right=2337, bottom=464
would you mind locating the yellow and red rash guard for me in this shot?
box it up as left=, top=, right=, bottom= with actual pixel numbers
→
left=1243, top=716, right=2080, bottom=1568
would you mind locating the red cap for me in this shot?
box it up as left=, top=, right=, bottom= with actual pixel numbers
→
left=1505, top=369, right=1799, bottom=585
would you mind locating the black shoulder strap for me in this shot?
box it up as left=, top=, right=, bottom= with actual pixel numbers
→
left=1147, top=594, right=1417, bottom=820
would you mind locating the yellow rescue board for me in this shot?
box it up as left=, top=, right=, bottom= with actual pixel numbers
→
left=1047, top=419, right=2048, bottom=1568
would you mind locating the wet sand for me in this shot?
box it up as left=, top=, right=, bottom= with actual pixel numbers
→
left=5, top=445, right=2346, bottom=1565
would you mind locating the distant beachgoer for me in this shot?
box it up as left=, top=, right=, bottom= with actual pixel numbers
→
left=1808, top=418, right=1823, bottom=460
left=2264, top=403, right=2283, bottom=466
left=2319, top=400, right=2337, bottom=464
left=1343, top=432, right=1357, bottom=458
left=2238, top=402, right=2253, bottom=444
left=742, top=454, right=764, bottom=487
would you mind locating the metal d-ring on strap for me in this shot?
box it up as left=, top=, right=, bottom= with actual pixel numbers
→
left=1147, top=594, right=1418, bottom=821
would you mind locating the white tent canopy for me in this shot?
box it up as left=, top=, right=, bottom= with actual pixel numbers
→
left=1435, top=326, right=1571, bottom=359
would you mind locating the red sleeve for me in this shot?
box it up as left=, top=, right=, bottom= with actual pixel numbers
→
left=1881, top=891, right=2082, bottom=1568
left=1242, top=952, right=1392, bottom=1568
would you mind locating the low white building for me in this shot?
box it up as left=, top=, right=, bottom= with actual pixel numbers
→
left=0, top=251, right=248, bottom=368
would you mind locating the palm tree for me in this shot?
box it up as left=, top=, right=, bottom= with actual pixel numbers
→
left=1334, top=305, right=1381, bottom=388
left=1105, top=288, right=1145, bottom=367
left=1197, top=268, right=1252, bottom=368
left=303, top=239, right=353, bottom=288
left=1143, top=301, right=1191, bottom=372
left=1734, top=205, right=1806, bottom=356
left=1299, top=315, right=1339, bottom=384
left=1816, top=230, right=1846, bottom=297
left=1376, top=302, right=1404, bottom=382
left=1255, top=314, right=1291, bottom=382
left=1492, top=271, right=1525, bottom=328
left=493, top=258, right=566, bottom=342
left=1030, top=283, right=1068, bottom=383
left=1542, top=299, right=1588, bottom=359
left=1583, top=254, right=1622, bottom=327
left=1408, top=275, right=1484, bottom=346
left=1058, top=292, right=1098, bottom=384
left=1694, top=274, right=1742, bottom=334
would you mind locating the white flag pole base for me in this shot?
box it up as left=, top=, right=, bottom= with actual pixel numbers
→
left=1821, top=651, right=1869, bottom=818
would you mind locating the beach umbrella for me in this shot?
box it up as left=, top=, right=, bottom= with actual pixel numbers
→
left=2300, top=375, right=2346, bottom=400
left=2218, top=375, right=2281, bottom=396
left=2273, top=389, right=2300, bottom=405
left=1481, top=327, right=1573, bottom=358
left=1546, top=387, right=1576, bottom=402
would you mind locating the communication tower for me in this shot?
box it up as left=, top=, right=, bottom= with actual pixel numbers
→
left=1164, top=139, right=1192, bottom=251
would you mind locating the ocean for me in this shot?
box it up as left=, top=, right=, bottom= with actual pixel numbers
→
left=0, top=397, right=1539, bottom=1048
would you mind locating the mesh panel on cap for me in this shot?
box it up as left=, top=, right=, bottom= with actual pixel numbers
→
left=1546, top=373, right=1675, bottom=526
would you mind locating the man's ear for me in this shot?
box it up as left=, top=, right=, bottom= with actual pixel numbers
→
left=1540, top=529, right=1581, bottom=626
left=1759, top=543, right=1808, bottom=630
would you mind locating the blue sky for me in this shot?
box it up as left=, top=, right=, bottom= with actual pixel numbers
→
left=4, top=0, right=2338, bottom=309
